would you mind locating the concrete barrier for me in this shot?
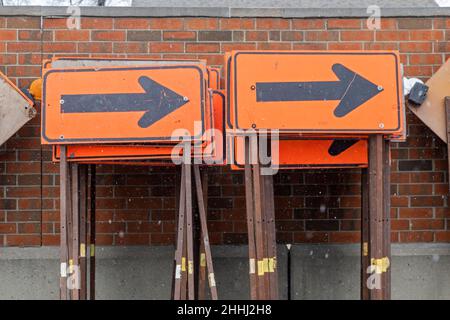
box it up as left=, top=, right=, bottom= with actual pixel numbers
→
left=0, top=244, right=449, bottom=299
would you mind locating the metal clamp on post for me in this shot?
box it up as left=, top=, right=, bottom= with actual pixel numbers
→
left=371, top=257, right=390, bottom=274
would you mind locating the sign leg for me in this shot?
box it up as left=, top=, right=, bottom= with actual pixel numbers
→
left=193, top=165, right=218, bottom=300
left=368, top=135, right=391, bottom=300
left=59, top=146, right=69, bottom=300
left=79, top=165, right=88, bottom=300
left=89, top=164, right=96, bottom=300
left=71, top=164, right=80, bottom=300
left=361, top=168, right=370, bottom=300
left=174, top=166, right=186, bottom=300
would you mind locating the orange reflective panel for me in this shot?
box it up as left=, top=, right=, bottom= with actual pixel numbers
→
left=42, top=64, right=206, bottom=144
left=229, top=51, right=404, bottom=136
left=230, top=138, right=368, bottom=170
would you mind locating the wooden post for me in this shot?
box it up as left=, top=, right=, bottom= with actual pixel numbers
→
left=263, top=174, right=278, bottom=300
left=174, top=166, right=186, bottom=300
left=244, top=139, right=258, bottom=300
left=59, top=146, right=69, bottom=300
left=79, top=165, right=88, bottom=300
left=360, top=168, right=370, bottom=300
left=89, top=164, right=96, bottom=300
left=193, top=166, right=218, bottom=300
left=184, top=162, right=195, bottom=300
left=367, top=135, right=391, bottom=300
left=71, top=164, right=80, bottom=300
left=198, top=169, right=208, bottom=300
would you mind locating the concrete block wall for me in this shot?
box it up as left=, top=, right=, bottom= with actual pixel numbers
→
left=1, top=244, right=449, bottom=299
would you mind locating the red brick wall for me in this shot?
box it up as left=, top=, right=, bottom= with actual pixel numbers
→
left=0, top=16, right=449, bottom=246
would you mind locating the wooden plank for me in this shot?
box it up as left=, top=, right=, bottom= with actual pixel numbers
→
left=197, top=168, right=208, bottom=300
left=89, top=164, right=96, bottom=300
left=368, top=135, right=387, bottom=300
left=244, top=139, right=258, bottom=300
left=174, top=166, right=186, bottom=300
left=59, top=146, right=69, bottom=300
left=251, top=144, right=267, bottom=300
left=71, top=164, right=80, bottom=300
left=263, top=174, right=278, bottom=300
left=184, top=162, right=195, bottom=300
left=260, top=174, right=270, bottom=298
left=79, top=165, right=88, bottom=300
left=360, top=168, right=370, bottom=300
left=193, top=165, right=218, bottom=300
left=383, top=139, right=391, bottom=300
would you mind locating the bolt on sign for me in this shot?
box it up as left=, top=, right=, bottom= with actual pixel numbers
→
left=226, top=51, right=404, bottom=137
left=41, top=64, right=207, bottom=144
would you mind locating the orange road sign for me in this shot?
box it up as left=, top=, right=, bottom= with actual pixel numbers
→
left=42, top=64, right=207, bottom=144
left=230, top=138, right=368, bottom=170
left=52, top=89, right=226, bottom=163
left=207, top=67, right=220, bottom=90
left=227, top=51, right=404, bottom=136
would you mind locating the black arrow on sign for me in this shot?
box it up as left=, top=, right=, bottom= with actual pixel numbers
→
left=328, top=139, right=359, bottom=156
left=256, top=63, right=383, bottom=117
left=60, top=76, right=188, bottom=128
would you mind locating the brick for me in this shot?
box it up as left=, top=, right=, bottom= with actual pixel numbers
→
left=113, top=42, right=148, bottom=53
left=81, top=18, right=113, bottom=29
left=6, top=235, right=41, bottom=246
left=399, top=208, right=433, bottom=218
left=7, top=42, right=41, bottom=52
left=399, top=231, right=433, bottom=242
left=245, top=31, right=268, bottom=42
left=398, top=19, right=432, bottom=29
left=220, top=18, right=254, bottom=30
left=376, top=30, right=409, bottom=41
left=163, top=31, right=196, bottom=41
left=0, top=30, right=17, bottom=41
left=305, top=31, right=339, bottom=41
left=256, top=18, right=290, bottom=30
left=127, top=31, right=161, bottom=41
left=54, top=30, right=89, bottom=41
left=410, top=30, right=444, bottom=41
left=281, top=31, right=303, bottom=41
left=329, top=232, right=360, bottom=243
left=92, top=31, right=126, bottom=41
left=186, top=43, right=219, bottom=53
left=328, top=19, right=362, bottom=29
left=198, top=31, right=232, bottom=42
left=7, top=17, right=40, bottom=29
left=43, top=42, right=77, bottom=53
left=149, top=42, right=184, bottom=53
left=305, top=220, right=339, bottom=231
left=411, top=219, right=444, bottom=230
left=341, top=31, right=374, bottom=41
left=400, top=42, right=432, bottom=53
left=186, top=18, right=218, bottom=30
left=292, top=19, right=325, bottom=30
left=43, top=18, right=67, bottom=29
left=0, top=223, right=16, bottom=234
left=151, top=18, right=184, bottom=30
left=398, top=160, right=432, bottom=171
left=114, top=18, right=150, bottom=29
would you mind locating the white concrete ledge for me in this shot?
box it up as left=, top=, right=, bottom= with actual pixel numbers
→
left=0, top=6, right=449, bottom=18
